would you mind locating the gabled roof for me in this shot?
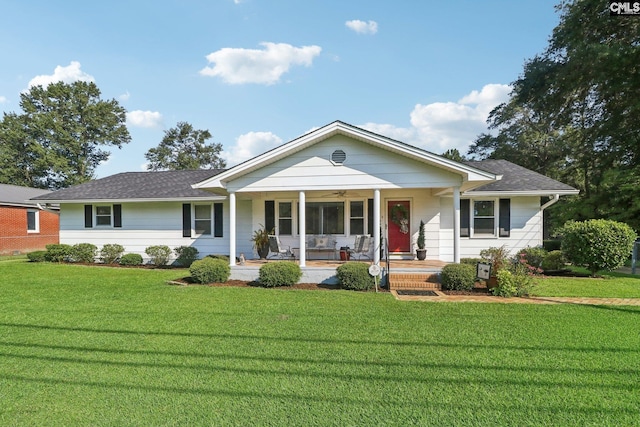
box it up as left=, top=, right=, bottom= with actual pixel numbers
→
left=464, top=160, right=579, bottom=195
left=193, top=120, right=498, bottom=191
left=31, top=169, right=226, bottom=203
left=0, top=184, right=56, bottom=208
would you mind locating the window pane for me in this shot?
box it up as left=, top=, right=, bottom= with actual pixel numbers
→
left=96, top=206, right=111, bottom=226
left=279, top=219, right=292, bottom=235
left=350, top=219, right=364, bottom=235
left=350, top=201, right=363, bottom=218
left=27, top=211, right=36, bottom=231
left=279, top=202, right=291, bottom=218
left=195, top=205, right=211, bottom=219
left=195, top=220, right=212, bottom=235
left=306, top=202, right=344, bottom=234
left=474, top=218, right=495, bottom=234
left=474, top=201, right=494, bottom=217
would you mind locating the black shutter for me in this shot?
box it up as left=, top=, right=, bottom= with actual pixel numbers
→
left=499, top=199, right=511, bottom=237
left=113, top=204, right=122, bottom=228
left=265, top=201, right=275, bottom=232
left=460, top=199, right=470, bottom=237
left=367, top=198, right=374, bottom=236
left=182, top=203, right=191, bottom=237
left=84, top=205, right=93, bottom=228
left=214, top=203, right=223, bottom=237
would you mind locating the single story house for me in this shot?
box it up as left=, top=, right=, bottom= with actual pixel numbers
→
left=32, top=121, right=578, bottom=267
left=1, top=184, right=60, bottom=255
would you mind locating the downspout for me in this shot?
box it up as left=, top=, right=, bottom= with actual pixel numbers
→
left=540, top=194, right=560, bottom=211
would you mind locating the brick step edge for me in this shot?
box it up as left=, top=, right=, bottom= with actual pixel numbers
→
left=390, top=281, right=441, bottom=290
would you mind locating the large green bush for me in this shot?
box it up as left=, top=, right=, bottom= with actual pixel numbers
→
left=258, top=261, right=302, bottom=287
left=440, top=263, right=476, bottom=291
left=559, top=219, right=637, bottom=276
left=71, top=243, right=98, bottom=263
left=100, top=244, right=125, bottom=264
left=145, top=245, right=172, bottom=266
left=189, top=258, right=231, bottom=284
left=336, top=262, right=375, bottom=291
left=119, top=253, right=143, bottom=266
left=174, top=246, right=199, bottom=267
left=44, top=244, right=73, bottom=262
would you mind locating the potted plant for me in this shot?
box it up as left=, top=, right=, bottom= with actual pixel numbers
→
left=416, top=220, right=427, bottom=260
left=251, top=224, right=273, bottom=259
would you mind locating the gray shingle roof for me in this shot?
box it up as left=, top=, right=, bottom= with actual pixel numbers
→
left=31, top=169, right=225, bottom=202
left=465, top=160, right=578, bottom=193
left=0, top=184, right=53, bottom=207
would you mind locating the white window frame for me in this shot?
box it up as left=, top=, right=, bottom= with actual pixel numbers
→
left=471, top=198, right=498, bottom=238
left=277, top=201, right=293, bottom=236
left=27, top=209, right=40, bottom=233
left=95, top=205, right=113, bottom=227
left=348, top=200, right=365, bottom=236
left=193, top=203, right=213, bottom=237
left=278, top=198, right=369, bottom=237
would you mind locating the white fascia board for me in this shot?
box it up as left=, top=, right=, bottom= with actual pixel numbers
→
left=47, top=196, right=227, bottom=204
left=463, top=189, right=580, bottom=197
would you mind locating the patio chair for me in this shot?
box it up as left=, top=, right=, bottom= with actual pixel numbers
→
left=268, top=235, right=295, bottom=260
left=349, top=235, right=372, bottom=260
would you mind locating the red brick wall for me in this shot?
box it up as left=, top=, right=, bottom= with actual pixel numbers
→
left=0, top=206, right=60, bottom=254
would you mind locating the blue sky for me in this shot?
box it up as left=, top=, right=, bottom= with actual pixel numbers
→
left=0, top=0, right=559, bottom=178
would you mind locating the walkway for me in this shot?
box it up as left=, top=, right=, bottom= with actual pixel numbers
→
left=392, top=291, right=640, bottom=306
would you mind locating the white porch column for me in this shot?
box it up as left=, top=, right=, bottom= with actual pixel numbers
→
left=229, top=192, right=236, bottom=266
left=298, top=191, right=306, bottom=267
left=373, top=189, right=381, bottom=265
left=453, top=186, right=460, bottom=263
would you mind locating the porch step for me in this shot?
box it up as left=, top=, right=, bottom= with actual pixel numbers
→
left=388, top=272, right=441, bottom=290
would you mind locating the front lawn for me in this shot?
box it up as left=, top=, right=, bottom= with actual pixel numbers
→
left=533, top=268, right=640, bottom=298
left=1, top=261, right=639, bottom=425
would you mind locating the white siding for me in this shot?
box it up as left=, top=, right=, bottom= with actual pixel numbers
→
left=228, top=135, right=463, bottom=193
left=439, top=196, right=542, bottom=261
left=59, top=201, right=254, bottom=262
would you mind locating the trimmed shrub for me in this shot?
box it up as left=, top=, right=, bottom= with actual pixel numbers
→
left=71, top=243, right=98, bottom=263
left=189, top=258, right=231, bottom=284
left=206, top=254, right=230, bottom=262
left=27, top=251, right=47, bottom=262
left=145, top=245, right=172, bottom=266
left=336, top=262, right=375, bottom=291
left=100, top=244, right=125, bottom=264
left=440, top=263, right=476, bottom=291
left=541, top=250, right=565, bottom=271
left=119, top=253, right=143, bottom=266
left=519, top=247, right=547, bottom=269
left=559, top=219, right=637, bottom=276
left=45, top=244, right=73, bottom=262
left=460, top=258, right=482, bottom=267
left=174, top=246, right=199, bottom=267
left=258, top=261, right=302, bottom=287
left=543, top=239, right=562, bottom=252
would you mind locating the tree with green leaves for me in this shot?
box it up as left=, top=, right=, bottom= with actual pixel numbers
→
left=0, top=81, right=130, bottom=189
left=145, top=121, right=226, bottom=170
left=441, top=148, right=466, bottom=162
left=468, top=0, right=640, bottom=232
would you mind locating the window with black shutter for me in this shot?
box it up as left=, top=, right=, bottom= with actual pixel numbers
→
left=499, top=199, right=511, bottom=237
left=460, top=199, right=470, bottom=237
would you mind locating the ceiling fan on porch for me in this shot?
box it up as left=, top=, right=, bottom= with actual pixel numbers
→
left=321, top=190, right=360, bottom=198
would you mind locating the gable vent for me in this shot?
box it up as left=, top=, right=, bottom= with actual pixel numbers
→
left=331, top=149, right=346, bottom=164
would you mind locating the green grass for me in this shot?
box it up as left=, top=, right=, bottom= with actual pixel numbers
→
left=533, top=268, right=640, bottom=298
left=1, top=261, right=639, bottom=425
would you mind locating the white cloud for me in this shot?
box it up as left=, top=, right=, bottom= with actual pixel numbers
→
left=27, top=61, right=95, bottom=88
left=126, top=110, right=163, bottom=128
left=223, top=131, right=283, bottom=166
left=199, top=42, right=322, bottom=85
left=362, top=83, right=511, bottom=154
left=0, top=96, right=7, bottom=104
left=345, top=20, right=378, bottom=35
left=119, top=91, right=131, bottom=102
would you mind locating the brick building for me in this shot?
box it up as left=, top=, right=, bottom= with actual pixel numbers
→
left=0, top=184, right=59, bottom=255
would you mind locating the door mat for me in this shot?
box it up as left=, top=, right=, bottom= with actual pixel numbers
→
left=396, top=290, right=438, bottom=296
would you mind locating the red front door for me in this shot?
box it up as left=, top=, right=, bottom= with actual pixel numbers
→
left=387, top=200, right=411, bottom=252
